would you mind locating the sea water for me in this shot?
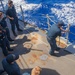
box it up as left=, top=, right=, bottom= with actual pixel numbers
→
left=0, top=0, right=75, bottom=42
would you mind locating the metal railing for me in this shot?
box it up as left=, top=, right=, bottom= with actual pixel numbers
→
left=45, top=14, right=75, bottom=44
left=0, top=0, right=5, bottom=12
left=1, top=0, right=75, bottom=44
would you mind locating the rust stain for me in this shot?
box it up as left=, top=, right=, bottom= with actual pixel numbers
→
left=23, top=43, right=32, bottom=48
left=26, top=45, right=31, bottom=48
left=27, top=52, right=50, bottom=65
left=56, top=37, right=67, bottom=48
left=56, top=41, right=67, bottom=48
left=42, top=62, right=46, bottom=65
left=30, top=33, right=42, bottom=44
left=31, top=37, right=38, bottom=40
left=28, top=58, right=37, bottom=64
left=31, top=33, right=39, bottom=41
left=32, top=54, right=38, bottom=59
left=47, top=45, right=49, bottom=47
left=27, top=54, right=39, bottom=64
left=27, top=53, right=50, bottom=65
left=28, top=59, right=34, bottom=64
left=31, top=36, right=38, bottom=44
left=48, top=56, right=51, bottom=59
left=31, top=40, right=37, bottom=44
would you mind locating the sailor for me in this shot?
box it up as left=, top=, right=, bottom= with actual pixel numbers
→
left=2, top=54, right=21, bottom=75
left=6, top=0, right=23, bottom=36
left=47, top=21, right=70, bottom=56
left=0, top=27, right=13, bottom=56
left=0, top=11, right=14, bottom=42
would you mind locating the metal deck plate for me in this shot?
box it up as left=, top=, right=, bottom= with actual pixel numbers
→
left=65, top=43, right=75, bottom=54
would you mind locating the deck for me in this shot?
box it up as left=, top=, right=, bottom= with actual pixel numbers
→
left=0, top=19, right=75, bottom=75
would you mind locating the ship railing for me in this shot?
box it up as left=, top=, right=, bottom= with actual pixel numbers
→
left=45, top=14, right=75, bottom=44
left=1, top=1, right=75, bottom=44
left=0, top=0, right=5, bottom=12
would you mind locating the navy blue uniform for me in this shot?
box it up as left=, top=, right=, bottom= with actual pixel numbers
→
left=0, top=29, right=12, bottom=56
left=6, top=5, right=22, bottom=36
left=6, top=6, right=16, bottom=18
left=0, top=30, right=8, bottom=56
left=47, top=24, right=61, bottom=54
left=2, top=58, right=21, bottom=75
left=0, top=17, right=13, bottom=41
left=0, top=70, right=5, bottom=75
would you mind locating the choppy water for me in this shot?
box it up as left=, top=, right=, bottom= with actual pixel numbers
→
left=0, top=0, right=75, bottom=42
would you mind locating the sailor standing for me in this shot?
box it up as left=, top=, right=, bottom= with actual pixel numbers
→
left=0, top=11, right=14, bottom=42
left=0, top=27, right=13, bottom=56
left=6, top=0, right=23, bottom=36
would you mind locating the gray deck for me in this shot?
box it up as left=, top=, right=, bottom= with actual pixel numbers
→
left=0, top=20, right=75, bottom=75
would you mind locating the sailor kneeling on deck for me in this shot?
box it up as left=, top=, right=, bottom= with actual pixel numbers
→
left=2, top=54, right=21, bottom=75
left=47, top=21, right=69, bottom=56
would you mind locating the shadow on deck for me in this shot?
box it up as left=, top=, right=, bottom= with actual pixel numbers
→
left=0, top=20, right=75, bottom=75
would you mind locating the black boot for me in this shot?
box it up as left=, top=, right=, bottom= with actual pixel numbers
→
left=55, top=47, right=61, bottom=51
left=8, top=38, right=14, bottom=42
left=18, top=28, right=23, bottom=32
left=50, top=53, right=57, bottom=56
left=8, top=49, right=13, bottom=51
left=12, top=31, right=17, bottom=37
left=13, top=33, right=17, bottom=37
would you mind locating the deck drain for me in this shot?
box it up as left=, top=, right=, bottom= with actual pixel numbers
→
left=40, top=54, right=48, bottom=61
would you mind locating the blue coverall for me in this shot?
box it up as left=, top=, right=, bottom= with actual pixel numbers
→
left=6, top=5, right=22, bottom=36
left=0, top=30, right=12, bottom=56
left=0, top=17, right=13, bottom=41
left=47, top=24, right=61, bottom=54
left=2, top=58, right=21, bottom=75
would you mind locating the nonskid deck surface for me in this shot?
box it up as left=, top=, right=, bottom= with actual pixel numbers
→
left=0, top=20, right=75, bottom=75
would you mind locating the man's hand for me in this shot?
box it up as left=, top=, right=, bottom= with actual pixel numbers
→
left=66, top=24, right=71, bottom=32
left=0, top=30, right=2, bottom=33
left=7, top=16, right=14, bottom=20
left=68, top=24, right=71, bottom=27
left=10, top=17, right=14, bottom=20
left=60, top=24, right=71, bottom=32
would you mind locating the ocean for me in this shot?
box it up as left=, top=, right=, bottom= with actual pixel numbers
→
left=25, top=0, right=75, bottom=42
left=0, top=0, right=75, bottom=42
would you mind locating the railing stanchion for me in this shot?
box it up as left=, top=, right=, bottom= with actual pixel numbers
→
left=66, top=24, right=70, bottom=44
left=20, top=5, right=25, bottom=23
left=0, top=0, right=5, bottom=12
